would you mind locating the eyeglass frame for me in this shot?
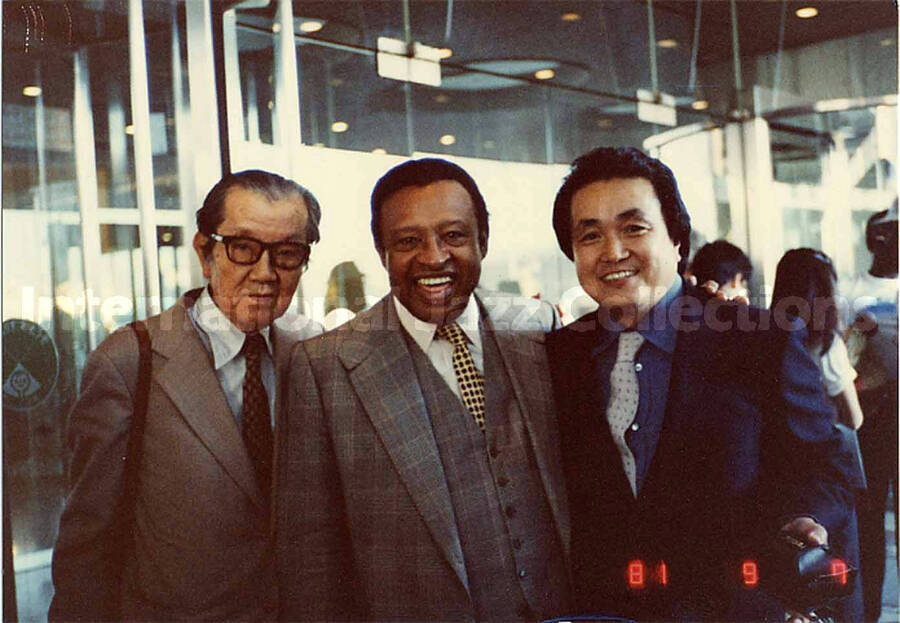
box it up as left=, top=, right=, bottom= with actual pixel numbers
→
left=207, top=232, right=311, bottom=269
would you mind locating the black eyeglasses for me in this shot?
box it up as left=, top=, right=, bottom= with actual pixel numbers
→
left=209, top=233, right=310, bottom=269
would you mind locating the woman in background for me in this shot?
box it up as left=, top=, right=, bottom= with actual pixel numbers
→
left=772, top=248, right=864, bottom=429
left=771, top=247, right=865, bottom=622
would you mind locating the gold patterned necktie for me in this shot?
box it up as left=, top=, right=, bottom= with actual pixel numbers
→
left=241, top=332, right=273, bottom=502
left=607, top=331, right=644, bottom=497
left=435, top=322, right=486, bottom=431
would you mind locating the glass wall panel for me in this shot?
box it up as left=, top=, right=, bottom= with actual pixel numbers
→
left=298, top=43, right=408, bottom=154
left=145, top=4, right=189, bottom=210
left=157, top=225, right=192, bottom=309
left=97, top=224, right=144, bottom=334
left=234, top=12, right=278, bottom=145
left=3, top=52, right=77, bottom=212
left=90, top=35, right=135, bottom=209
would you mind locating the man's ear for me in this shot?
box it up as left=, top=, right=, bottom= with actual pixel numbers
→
left=378, top=248, right=388, bottom=269
left=479, top=235, right=488, bottom=259
left=193, top=232, right=213, bottom=280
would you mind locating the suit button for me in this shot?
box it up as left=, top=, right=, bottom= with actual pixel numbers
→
left=505, top=505, right=516, bottom=518
left=497, top=475, right=509, bottom=487
left=512, top=537, right=522, bottom=550
left=630, top=422, right=640, bottom=432
left=634, top=362, right=643, bottom=372
left=518, top=569, right=527, bottom=578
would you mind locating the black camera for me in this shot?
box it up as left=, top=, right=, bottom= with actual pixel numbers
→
left=761, top=535, right=857, bottom=619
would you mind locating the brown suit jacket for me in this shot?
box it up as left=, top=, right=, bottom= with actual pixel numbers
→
left=276, top=290, right=569, bottom=622
left=49, top=289, right=322, bottom=621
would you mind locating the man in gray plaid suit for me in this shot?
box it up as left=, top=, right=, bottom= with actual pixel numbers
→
left=277, top=158, right=570, bottom=621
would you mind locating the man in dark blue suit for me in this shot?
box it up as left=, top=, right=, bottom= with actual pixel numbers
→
left=547, top=147, right=858, bottom=621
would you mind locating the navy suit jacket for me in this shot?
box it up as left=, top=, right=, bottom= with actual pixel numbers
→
left=547, top=283, right=857, bottom=621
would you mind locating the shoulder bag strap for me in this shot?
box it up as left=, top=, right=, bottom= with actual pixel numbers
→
left=122, top=320, right=152, bottom=518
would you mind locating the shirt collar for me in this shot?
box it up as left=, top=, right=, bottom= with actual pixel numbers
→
left=191, top=286, right=273, bottom=370
left=393, top=294, right=482, bottom=353
left=591, top=277, right=681, bottom=356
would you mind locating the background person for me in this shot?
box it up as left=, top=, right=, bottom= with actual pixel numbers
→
left=843, top=204, right=899, bottom=623
left=687, top=239, right=753, bottom=300
left=771, top=247, right=866, bottom=622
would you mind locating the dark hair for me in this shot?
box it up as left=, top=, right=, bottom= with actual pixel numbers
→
left=689, top=240, right=753, bottom=286
left=196, top=169, right=322, bottom=257
left=552, top=147, right=692, bottom=273
left=370, top=158, right=489, bottom=253
left=770, top=248, right=839, bottom=354
left=866, top=202, right=898, bottom=255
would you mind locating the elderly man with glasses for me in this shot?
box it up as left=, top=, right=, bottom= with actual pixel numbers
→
left=49, top=170, right=323, bottom=621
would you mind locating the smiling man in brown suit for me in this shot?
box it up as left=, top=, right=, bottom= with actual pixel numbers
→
left=278, top=158, right=570, bottom=622
left=49, top=170, right=323, bottom=621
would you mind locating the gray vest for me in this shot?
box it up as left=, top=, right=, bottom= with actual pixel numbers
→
left=404, top=322, right=568, bottom=621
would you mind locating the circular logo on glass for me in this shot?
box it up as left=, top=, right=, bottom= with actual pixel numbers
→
left=2, top=319, right=59, bottom=411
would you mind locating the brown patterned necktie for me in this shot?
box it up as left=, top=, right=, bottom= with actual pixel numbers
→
left=241, top=332, right=273, bottom=501
left=435, top=322, right=486, bottom=431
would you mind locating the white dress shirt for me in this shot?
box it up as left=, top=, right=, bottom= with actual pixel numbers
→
left=189, top=287, right=276, bottom=428
left=393, top=295, right=483, bottom=402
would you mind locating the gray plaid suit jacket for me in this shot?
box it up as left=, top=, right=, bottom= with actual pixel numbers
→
left=277, top=290, right=569, bottom=622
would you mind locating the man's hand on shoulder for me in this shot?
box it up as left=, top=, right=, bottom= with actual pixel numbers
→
left=687, top=275, right=751, bottom=306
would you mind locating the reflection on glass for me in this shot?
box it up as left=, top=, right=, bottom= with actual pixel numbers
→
left=783, top=208, right=824, bottom=251
left=157, top=226, right=192, bottom=309
left=236, top=16, right=276, bottom=145
left=98, top=224, right=143, bottom=332
left=90, top=40, right=136, bottom=208
left=2, top=223, right=86, bottom=617
left=145, top=4, right=189, bottom=210
left=3, top=50, right=77, bottom=211
left=297, top=42, right=409, bottom=153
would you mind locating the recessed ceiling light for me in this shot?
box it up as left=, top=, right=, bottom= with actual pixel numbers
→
left=434, top=94, right=450, bottom=104
left=371, top=148, right=387, bottom=155
left=125, top=124, right=135, bottom=135
left=691, top=99, right=709, bottom=111
left=22, top=85, right=41, bottom=97
left=330, top=78, right=344, bottom=87
left=439, top=134, right=456, bottom=146
left=534, top=68, right=555, bottom=80
left=880, top=38, right=894, bottom=47
left=437, top=48, right=453, bottom=59
left=657, top=39, right=678, bottom=49
left=299, top=20, right=324, bottom=33
left=331, top=121, right=349, bottom=133
left=596, top=118, right=613, bottom=129
left=271, top=22, right=281, bottom=33
left=795, top=6, right=818, bottom=18
left=561, top=12, right=581, bottom=22
left=483, top=140, right=496, bottom=149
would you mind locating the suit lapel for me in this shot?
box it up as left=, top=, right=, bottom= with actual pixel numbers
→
left=151, top=298, right=264, bottom=509
left=339, top=298, right=469, bottom=592
left=482, top=298, right=571, bottom=561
